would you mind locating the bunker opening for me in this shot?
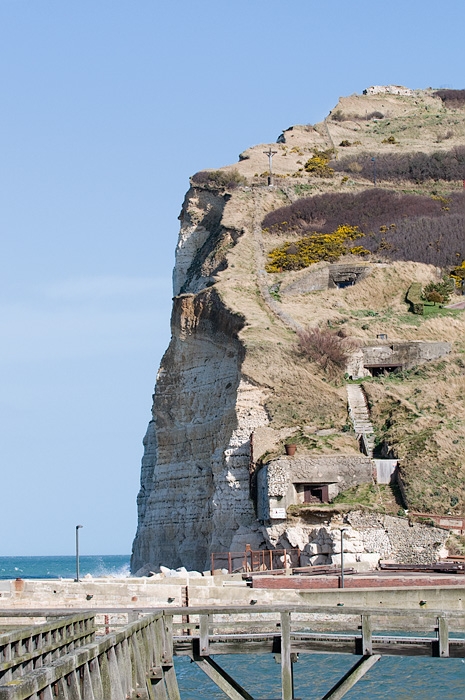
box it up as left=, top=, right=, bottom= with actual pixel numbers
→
left=364, top=363, right=403, bottom=377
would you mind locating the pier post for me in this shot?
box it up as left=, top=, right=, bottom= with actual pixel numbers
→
left=357, top=614, right=372, bottom=656
left=89, top=656, right=104, bottom=700
left=280, top=611, right=294, bottom=700
left=199, top=615, right=210, bottom=656
left=81, top=662, right=96, bottom=700
left=435, top=616, right=449, bottom=658
left=107, top=647, right=125, bottom=700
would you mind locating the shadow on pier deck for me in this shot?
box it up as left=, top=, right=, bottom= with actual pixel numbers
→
left=1, top=605, right=464, bottom=700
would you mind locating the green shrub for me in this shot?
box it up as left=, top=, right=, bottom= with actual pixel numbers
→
left=191, top=169, right=246, bottom=189
left=423, top=277, right=453, bottom=303
left=426, top=290, right=444, bottom=305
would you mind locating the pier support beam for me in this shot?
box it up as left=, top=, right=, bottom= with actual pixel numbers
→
left=321, top=654, right=381, bottom=700
left=193, top=657, right=254, bottom=700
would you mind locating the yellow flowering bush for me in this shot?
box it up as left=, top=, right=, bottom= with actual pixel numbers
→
left=304, top=148, right=335, bottom=177
left=450, top=260, right=465, bottom=287
left=266, top=225, right=369, bottom=272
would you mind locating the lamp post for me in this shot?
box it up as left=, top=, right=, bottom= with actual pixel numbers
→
left=340, top=528, right=348, bottom=588
left=75, top=525, right=83, bottom=582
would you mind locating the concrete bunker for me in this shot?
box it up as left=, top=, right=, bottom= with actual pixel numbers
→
left=328, top=264, right=370, bottom=289
left=347, top=340, right=452, bottom=379
left=256, top=455, right=374, bottom=521
left=279, top=262, right=372, bottom=296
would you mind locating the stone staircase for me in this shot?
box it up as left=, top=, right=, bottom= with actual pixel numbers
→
left=346, top=384, right=375, bottom=457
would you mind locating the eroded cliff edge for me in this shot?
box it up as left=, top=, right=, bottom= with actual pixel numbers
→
left=132, top=86, right=465, bottom=573
left=131, top=187, right=269, bottom=572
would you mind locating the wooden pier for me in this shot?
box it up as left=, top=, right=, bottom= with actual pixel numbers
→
left=0, top=604, right=464, bottom=699
left=171, top=604, right=465, bottom=699
left=0, top=610, right=180, bottom=700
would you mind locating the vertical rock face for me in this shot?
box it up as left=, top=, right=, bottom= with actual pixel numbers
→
left=131, top=187, right=269, bottom=573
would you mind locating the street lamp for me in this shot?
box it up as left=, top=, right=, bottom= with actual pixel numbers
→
left=340, top=528, right=348, bottom=588
left=75, top=525, right=83, bottom=582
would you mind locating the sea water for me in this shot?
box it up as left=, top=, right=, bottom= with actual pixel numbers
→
left=174, top=653, right=465, bottom=699
left=1, top=555, right=464, bottom=698
left=0, top=554, right=130, bottom=580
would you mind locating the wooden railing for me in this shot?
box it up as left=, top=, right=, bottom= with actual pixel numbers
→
left=0, top=613, right=95, bottom=685
left=0, top=612, right=180, bottom=700
left=171, top=604, right=465, bottom=700
left=1, top=605, right=464, bottom=700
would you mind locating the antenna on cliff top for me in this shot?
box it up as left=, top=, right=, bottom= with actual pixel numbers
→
left=263, top=148, right=278, bottom=186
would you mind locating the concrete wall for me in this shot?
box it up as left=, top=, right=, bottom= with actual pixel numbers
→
left=361, top=341, right=451, bottom=372
left=0, top=577, right=188, bottom=609
left=373, top=459, right=398, bottom=484
left=1, top=577, right=464, bottom=617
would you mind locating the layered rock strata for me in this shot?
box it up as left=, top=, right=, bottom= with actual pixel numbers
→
left=131, top=190, right=269, bottom=573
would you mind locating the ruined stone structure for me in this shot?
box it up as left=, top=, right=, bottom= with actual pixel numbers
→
left=279, top=262, right=372, bottom=297
left=353, top=340, right=451, bottom=379
left=256, top=455, right=398, bottom=523
left=265, top=511, right=449, bottom=569
left=363, top=85, right=413, bottom=96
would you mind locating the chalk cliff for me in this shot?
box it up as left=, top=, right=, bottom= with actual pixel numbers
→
left=131, top=86, right=465, bottom=573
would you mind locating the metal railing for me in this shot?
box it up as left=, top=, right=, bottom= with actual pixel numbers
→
left=211, top=548, right=301, bottom=574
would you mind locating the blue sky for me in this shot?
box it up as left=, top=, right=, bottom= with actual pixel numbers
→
left=1, top=0, right=464, bottom=556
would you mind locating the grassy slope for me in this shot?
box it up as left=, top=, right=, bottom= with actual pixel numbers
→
left=210, top=88, right=465, bottom=516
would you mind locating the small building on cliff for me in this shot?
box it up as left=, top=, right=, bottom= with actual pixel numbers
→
left=256, top=455, right=374, bottom=521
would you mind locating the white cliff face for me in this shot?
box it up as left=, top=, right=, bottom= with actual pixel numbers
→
left=131, top=185, right=269, bottom=573
left=172, top=187, right=228, bottom=296
left=211, top=380, right=269, bottom=554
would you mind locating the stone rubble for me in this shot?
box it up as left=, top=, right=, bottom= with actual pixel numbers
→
left=264, top=511, right=448, bottom=571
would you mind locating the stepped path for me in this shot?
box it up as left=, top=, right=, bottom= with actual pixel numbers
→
left=346, top=384, right=375, bottom=457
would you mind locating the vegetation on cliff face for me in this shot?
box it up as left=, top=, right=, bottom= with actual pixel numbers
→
left=333, top=146, right=465, bottom=183
left=185, top=86, right=465, bottom=519
left=191, top=168, right=247, bottom=190
left=362, top=356, right=465, bottom=516
left=296, top=327, right=358, bottom=378
left=263, top=189, right=465, bottom=268
left=265, top=225, right=368, bottom=272
left=434, top=89, right=465, bottom=107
